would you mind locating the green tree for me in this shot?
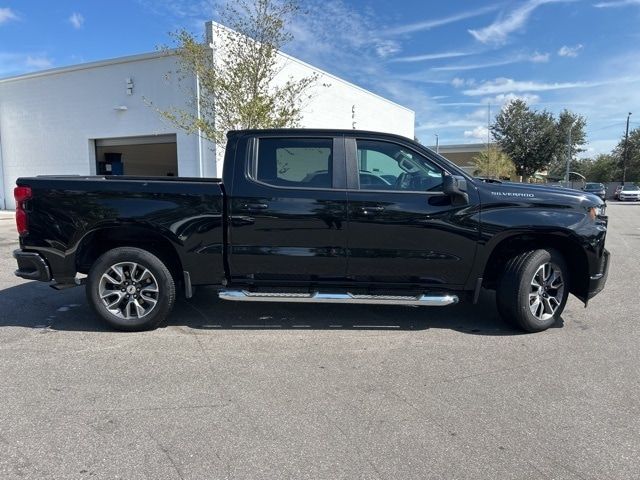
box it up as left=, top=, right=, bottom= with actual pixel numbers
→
left=587, top=154, right=620, bottom=183
left=472, top=147, right=516, bottom=179
left=158, top=0, right=318, bottom=147
left=491, top=99, right=559, bottom=179
left=547, top=110, right=587, bottom=179
left=613, top=126, right=640, bottom=182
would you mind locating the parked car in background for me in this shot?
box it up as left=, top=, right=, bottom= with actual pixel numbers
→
left=618, top=184, right=640, bottom=201
left=583, top=182, right=606, bottom=201
left=614, top=185, right=623, bottom=200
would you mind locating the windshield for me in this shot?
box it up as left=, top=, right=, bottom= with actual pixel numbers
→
left=585, top=183, right=604, bottom=190
left=623, top=185, right=640, bottom=191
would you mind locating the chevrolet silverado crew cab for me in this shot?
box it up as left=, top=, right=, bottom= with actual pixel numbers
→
left=13, top=129, right=609, bottom=332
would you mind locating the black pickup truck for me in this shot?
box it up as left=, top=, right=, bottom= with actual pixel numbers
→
left=13, top=129, right=609, bottom=332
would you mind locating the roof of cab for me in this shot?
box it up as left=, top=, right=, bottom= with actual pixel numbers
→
left=227, top=128, right=413, bottom=142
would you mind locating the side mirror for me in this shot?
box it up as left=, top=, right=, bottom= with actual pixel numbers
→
left=443, top=175, right=469, bottom=205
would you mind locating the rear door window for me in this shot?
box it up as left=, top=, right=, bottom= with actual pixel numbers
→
left=255, top=138, right=333, bottom=189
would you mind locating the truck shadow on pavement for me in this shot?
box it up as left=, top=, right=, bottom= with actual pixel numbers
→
left=0, top=282, right=563, bottom=336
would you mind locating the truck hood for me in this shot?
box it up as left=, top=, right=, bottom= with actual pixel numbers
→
left=479, top=181, right=604, bottom=208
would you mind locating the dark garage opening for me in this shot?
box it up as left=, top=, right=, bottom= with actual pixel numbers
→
left=95, top=134, right=178, bottom=176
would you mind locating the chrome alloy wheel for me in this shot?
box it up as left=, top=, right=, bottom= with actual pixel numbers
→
left=529, top=262, right=564, bottom=321
left=98, top=262, right=160, bottom=320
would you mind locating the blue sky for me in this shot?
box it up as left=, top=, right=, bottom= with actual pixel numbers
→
left=1, top=0, right=640, bottom=155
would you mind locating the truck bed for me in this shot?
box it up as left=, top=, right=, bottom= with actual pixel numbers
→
left=16, top=175, right=226, bottom=286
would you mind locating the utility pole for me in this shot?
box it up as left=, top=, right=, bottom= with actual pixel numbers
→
left=435, top=134, right=439, bottom=154
left=487, top=103, right=491, bottom=152
left=564, top=119, right=576, bottom=187
left=623, top=112, right=632, bottom=184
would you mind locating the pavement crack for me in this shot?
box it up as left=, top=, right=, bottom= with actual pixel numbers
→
left=436, top=356, right=555, bottom=385
left=145, top=431, right=185, bottom=480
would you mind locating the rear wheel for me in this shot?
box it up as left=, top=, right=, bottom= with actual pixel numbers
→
left=496, top=249, right=568, bottom=332
left=87, top=247, right=175, bottom=331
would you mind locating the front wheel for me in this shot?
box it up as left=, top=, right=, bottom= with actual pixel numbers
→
left=496, top=249, right=569, bottom=332
left=86, top=247, right=176, bottom=331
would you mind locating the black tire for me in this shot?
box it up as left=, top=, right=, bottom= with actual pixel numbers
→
left=86, top=247, right=175, bottom=331
left=496, top=249, right=569, bottom=333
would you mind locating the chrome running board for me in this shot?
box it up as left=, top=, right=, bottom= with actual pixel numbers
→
left=218, top=290, right=458, bottom=306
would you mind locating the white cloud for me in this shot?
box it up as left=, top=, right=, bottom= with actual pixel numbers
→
left=392, top=73, right=451, bottom=84
left=437, top=93, right=542, bottom=107
left=375, top=40, right=401, bottom=58
left=287, top=0, right=400, bottom=71
left=594, top=0, right=640, bottom=7
left=416, top=119, right=483, bottom=132
left=0, top=7, right=18, bottom=24
left=384, top=4, right=499, bottom=35
left=431, top=58, right=521, bottom=72
left=0, top=52, right=53, bottom=76
left=452, top=77, right=477, bottom=88
left=432, top=51, right=552, bottom=72
left=558, top=44, right=583, bottom=57
left=464, top=126, right=490, bottom=141
left=437, top=102, right=486, bottom=106
left=468, top=108, right=490, bottom=121
left=390, top=51, right=473, bottom=63
left=69, top=12, right=84, bottom=29
left=469, top=0, right=573, bottom=45
left=374, top=79, right=437, bottom=118
left=483, top=93, right=542, bottom=106
left=25, top=56, right=53, bottom=69
left=530, top=51, right=550, bottom=62
left=462, top=77, right=607, bottom=96
left=579, top=139, right=619, bottom=157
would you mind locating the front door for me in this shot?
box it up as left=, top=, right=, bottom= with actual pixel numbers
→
left=345, top=137, right=479, bottom=287
left=228, top=135, right=349, bottom=284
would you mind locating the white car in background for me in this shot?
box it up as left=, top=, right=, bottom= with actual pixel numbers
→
left=619, top=184, right=640, bottom=201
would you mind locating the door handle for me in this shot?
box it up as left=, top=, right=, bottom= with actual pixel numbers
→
left=358, top=206, right=384, bottom=215
left=241, top=203, right=269, bottom=211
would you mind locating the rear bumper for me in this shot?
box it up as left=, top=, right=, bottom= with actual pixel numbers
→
left=14, top=249, right=52, bottom=282
left=587, top=248, right=609, bottom=300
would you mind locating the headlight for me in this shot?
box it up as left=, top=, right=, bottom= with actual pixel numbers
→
left=588, top=205, right=606, bottom=220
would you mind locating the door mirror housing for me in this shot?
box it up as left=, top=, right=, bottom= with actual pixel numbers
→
left=443, top=175, right=469, bottom=205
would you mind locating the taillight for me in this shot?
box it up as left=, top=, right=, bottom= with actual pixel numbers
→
left=14, top=186, right=32, bottom=236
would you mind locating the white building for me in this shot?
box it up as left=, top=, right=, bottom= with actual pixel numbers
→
left=0, top=22, right=414, bottom=210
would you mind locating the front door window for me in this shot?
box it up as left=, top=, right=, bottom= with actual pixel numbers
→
left=356, top=140, right=444, bottom=192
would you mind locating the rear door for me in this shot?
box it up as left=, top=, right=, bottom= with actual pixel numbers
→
left=345, top=136, right=479, bottom=287
left=227, top=134, right=349, bottom=284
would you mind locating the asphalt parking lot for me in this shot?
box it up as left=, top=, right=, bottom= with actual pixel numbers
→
left=1, top=203, right=639, bottom=480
